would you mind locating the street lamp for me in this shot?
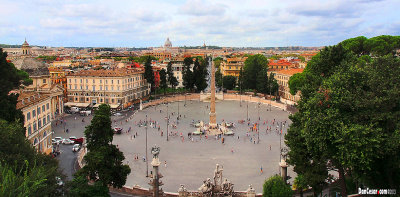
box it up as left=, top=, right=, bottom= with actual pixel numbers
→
left=145, top=114, right=148, bottom=177
left=246, top=97, right=249, bottom=121
left=166, top=101, right=169, bottom=141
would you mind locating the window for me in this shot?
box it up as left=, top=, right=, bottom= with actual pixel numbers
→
left=112, top=86, right=114, bottom=90
left=100, top=80, right=102, bottom=83
left=69, top=79, right=71, bottom=83
left=38, top=119, right=42, bottom=128
left=43, top=117, right=46, bottom=125
left=42, top=105, right=45, bottom=112
left=106, top=80, right=108, bottom=84
left=80, top=85, right=83, bottom=89
left=28, top=125, right=32, bottom=135
left=43, top=79, right=46, bottom=83
left=32, top=109, right=36, bottom=117
left=92, top=85, right=95, bottom=91
left=80, top=79, right=83, bottom=83
left=86, top=79, right=88, bottom=83
left=100, top=86, right=102, bottom=91
left=75, top=79, right=77, bottom=83
left=27, top=112, right=31, bottom=121
left=46, top=103, right=49, bottom=110
left=47, top=115, right=50, bottom=123
left=69, top=85, right=71, bottom=89
left=33, top=122, right=37, bottom=131
left=105, top=86, right=108, bottom=90
left=74, top=85, right=77, bottom=89
left=86, top=85, right=88, bottom=90
left=111, top=80, right=113, bottom=84
left=37, top=107, right=41, bottom=115
left=93, top=79, right=95, bottom=83
left=117, top=80, right=119, bottom=84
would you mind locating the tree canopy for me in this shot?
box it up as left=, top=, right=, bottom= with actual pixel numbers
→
left=79, top=104, right=131, bottom=189
left=242, top=54, right=269, bottom=90
left=166, top=62, right=178, bottom=88
left=182, top=57, right=194, bottom=91
left=262, top=175, right=293, bottom=197
left=193, top=57, right=208, bottom=92
left=144, top=56, right=155, bottom=91
left=159, top=68, right=167, bottom=94
left=286, top=35, right=400, bottom=195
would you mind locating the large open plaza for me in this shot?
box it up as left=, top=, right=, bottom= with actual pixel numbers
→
left=54, top=98, right=294, bottom=193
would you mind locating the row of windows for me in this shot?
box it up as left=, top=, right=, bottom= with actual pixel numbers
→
left=26, top=103, right=50, bottom=121
left=68, top=82, right=144, bottom=91
left=69, top=77, right=143, bottom=84
left=27, top=115, right=51, bottom=136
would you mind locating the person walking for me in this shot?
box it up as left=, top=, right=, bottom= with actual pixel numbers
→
left=164, top=161, right=167, bottom=168
left=261, top=166, right=263, bottom=174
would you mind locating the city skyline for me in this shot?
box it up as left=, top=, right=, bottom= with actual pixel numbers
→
left=1, top=0, right=399, bottom=47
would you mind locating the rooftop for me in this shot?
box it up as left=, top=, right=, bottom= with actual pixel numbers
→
left=67, top=68, right=144, bottom=77
left=16, top=92, right=50, bottom=110
left=275, top=68, right=304, bottom=76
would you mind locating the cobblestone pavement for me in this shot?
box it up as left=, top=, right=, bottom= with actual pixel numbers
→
left=53, top=100, right=294, bottom=193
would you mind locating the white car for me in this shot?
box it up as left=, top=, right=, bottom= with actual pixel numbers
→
left=62, top=139, right=74, bottom=145
left=54, top=137, right=63, bottom=144
left=72, top=144, right=80, bottom=152
left=69, top=136, right=77, bottom=141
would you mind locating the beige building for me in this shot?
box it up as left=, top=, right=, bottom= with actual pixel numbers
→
left=13, top=57, right=64, bottom=117
left=273, top=68, right=304, bottom=104
left=220, top=57, right=247, bottom=77
left=16, top=92, right=53, bottom=154
left=66, top=68, right=150, bottom=109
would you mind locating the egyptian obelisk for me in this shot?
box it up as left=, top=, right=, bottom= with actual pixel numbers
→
left=209, top=58, right=217, bottom=129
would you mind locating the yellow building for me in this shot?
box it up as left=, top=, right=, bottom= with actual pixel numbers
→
left=66, top=68, right=150, bottom=109
left=273, top=68, right=304, bottom=104
left=220, top=57, right=247, bottom=77
left=17, top=92, right=53, bottom=154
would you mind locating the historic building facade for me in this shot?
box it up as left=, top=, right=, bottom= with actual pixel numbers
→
left=16, top=92, right=53, bottom=154
left=220, top=57, right=247, bottom=77
left=66, top=68, right=150, bottom=109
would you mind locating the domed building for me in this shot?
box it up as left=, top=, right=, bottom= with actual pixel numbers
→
left=21, top=39, right=31, bottom=56
left=12, top=57, right=64, bottom=119
left=164, top=37, right=172, bottom=48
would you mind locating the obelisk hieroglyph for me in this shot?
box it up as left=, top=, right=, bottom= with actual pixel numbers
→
left=209, top=58, right=217, bottom=128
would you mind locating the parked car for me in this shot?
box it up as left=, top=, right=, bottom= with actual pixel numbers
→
left=62, top=139, right=74, bottom=145
left=114, top=127, right=123, bottom=134
left=69, top=136, right=77, bottom=141
left=72, top=144, right=80, bottom=152
left=73, top=138, right=84, bottom=144
left=113, top=112, right=122, bottom=116
left=80, top=110, right=91, bottom=116
left=54, top=137, right=63, bottom=144
left=70, top=107, right=80, bottom=114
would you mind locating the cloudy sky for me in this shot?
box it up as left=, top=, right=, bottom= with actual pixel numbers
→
left=1, top=0, right=399, bottom=47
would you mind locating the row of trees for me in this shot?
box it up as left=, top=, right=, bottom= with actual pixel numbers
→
left=182, top=57, right=208, bottom=92
left=286, top=35, right=400, bottom=195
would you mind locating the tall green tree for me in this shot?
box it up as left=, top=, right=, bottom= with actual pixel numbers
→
left=193, top=58, right=208, bottom=92
left=215, top=68, right=223, bottom=89
left=159, top=69, right=167, bottom=94
left=262, top=175, right=293, bottom=197
left=166, top=62, right=178, bottom=89
left=222, top=76, right=236, bottom=90
left=286, top=36, right=400, bottom=196
left=256, top=68, right=269, bottom=93
left=80, top=104, right=131, bottom=188
left=268, top=72, right=279, bottom=96
left=238, top=67, right=244, bottom=93
left=68, top=174, right=109, bottom=197
left=243, top=54, right=269, bottom=90
left=182, top=57, right=194, bottom=91
left=144, top=56, right=155, bottom=92
left=0, top=49, right=31, bottom=123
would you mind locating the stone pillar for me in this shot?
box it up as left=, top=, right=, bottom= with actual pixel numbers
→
left=152, top=158, right=160, bottom=197
left=209, top=59, right=217, bottom=128
left=246, top=184, right=256, bottom=197
left=279, top=159, right=288, bottom=183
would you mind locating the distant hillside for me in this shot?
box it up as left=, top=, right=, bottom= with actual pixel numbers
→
left=0, top=44, right=22, bottom=48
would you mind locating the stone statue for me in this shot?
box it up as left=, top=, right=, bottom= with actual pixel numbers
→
left=151, top=145, right=160, bottom=159
left=222, top=178, right=234, bottom=195
left=281, top=147, right=289, bottom=161
left=213, top=164, right=223, bottom=191
left=198, top=178, right=213, bottom=195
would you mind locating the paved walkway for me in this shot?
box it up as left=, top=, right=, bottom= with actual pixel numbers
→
left=53, top=100, right=294, bottom=193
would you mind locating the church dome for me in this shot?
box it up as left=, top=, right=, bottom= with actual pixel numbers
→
left=13, top=57, right=49, bottom=76
left=164, top=37, right=172, bottom=48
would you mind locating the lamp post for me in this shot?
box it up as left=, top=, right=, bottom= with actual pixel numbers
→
left=145, top=114, right=148, bottom=177
left=246, top=97, right=249, bottom=121
left=166, top=101, right=169, bottom=141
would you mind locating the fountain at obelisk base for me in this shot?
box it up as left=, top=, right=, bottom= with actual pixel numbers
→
left=191, top=58, right=233, bottom=136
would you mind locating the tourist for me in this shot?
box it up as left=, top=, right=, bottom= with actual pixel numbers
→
left=261, top=166, right=263, bottom=174
left=164, top=161, right=167, bottom=168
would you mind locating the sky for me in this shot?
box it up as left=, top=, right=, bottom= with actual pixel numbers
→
left=0, top=0, right=399, bottom=47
